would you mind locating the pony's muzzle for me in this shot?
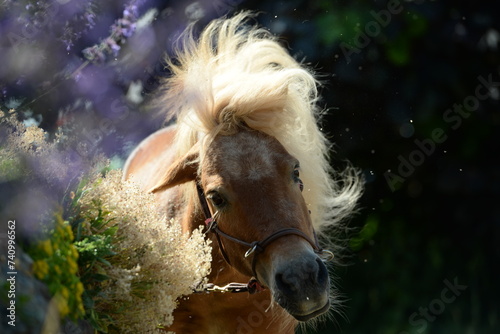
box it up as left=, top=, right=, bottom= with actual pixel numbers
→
left=271, top=252, right=330, bottom=321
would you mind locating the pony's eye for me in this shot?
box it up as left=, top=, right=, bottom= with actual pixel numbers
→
left=207, top=191, right=226, bottom=208
left=293, top=166, right=304, bottom=192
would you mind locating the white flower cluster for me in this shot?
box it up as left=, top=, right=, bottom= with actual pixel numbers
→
left=78, top=170, right=211, bottom=333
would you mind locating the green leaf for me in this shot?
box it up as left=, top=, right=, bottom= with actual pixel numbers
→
left=360, top=215, right=379, bottom=240
left=102, top=225, right=118, bottom=236
left=91, top=273, right=109, bottom=282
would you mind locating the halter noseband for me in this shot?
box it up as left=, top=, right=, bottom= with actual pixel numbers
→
left=196, top=182, right=334, bottom=290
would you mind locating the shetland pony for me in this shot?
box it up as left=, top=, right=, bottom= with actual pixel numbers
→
left=123, top=12, right=362, bottom=333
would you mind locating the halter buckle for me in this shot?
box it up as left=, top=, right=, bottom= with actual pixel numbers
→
left=318, top=249, right=335, bottom=262
left=244, top=243, right=258, bottom=258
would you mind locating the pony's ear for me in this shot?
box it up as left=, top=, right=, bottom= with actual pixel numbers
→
left=149, top=143, right=200, bottom=193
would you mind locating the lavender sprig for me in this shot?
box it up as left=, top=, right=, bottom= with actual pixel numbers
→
left=82, top=1, right=144, bottom=63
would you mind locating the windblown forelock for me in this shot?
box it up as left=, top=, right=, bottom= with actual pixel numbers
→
left=158, top=11, right=363, bottom=243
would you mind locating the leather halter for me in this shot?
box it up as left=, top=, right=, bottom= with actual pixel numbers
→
left=196, top=182, right=334, bottom=288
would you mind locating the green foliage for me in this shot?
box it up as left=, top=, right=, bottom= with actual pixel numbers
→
left=385, top=11, right=428, bottom=66
left=73, top=193, right=119, bottom=332
left=0, top=150, right=24, bottom=181
left=316, top=8, right=369, bottom=46
left=349, top=214, right=379, bottom=251
left=314, top=1, right=430, bottom=66
left=26, top=212, right=85, bottom=321
left=316, top=2, right=371, bottom=46
left=24, top=178, right=121, bottom=332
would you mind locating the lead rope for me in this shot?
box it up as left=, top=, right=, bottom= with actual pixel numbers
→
left=199, top=278, right=264, bottom=294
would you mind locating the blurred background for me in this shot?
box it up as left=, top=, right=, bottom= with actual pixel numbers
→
left=1, top=0, right=499, bottom=333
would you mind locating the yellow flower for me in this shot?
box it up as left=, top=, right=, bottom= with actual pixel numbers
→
left=75, top=282, right=84, bottom=296
left=39, top=240, right=53, bottom=256
left=56, top=226, right=65, bottom=237
left=77, top=302, right=85, bottom=315
left=75, top=292, right=84, bottom=315
left=55, top=213, right=65, bottom=227
left=60, top=286, right=69, bottom=300
left=67, top=258, right=78, bottom=274
left=70, top=245, right=79, bottom=260
left=65, top=224, right=74, bottom=241
left=33, top=260, right=49, bottom=279
left=55, top=294, right=69, bottom=318
left=53, top=265, right=62, bottom=275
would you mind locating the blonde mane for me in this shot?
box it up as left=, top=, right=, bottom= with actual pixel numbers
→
left=156, top=11, right=362, bottom=240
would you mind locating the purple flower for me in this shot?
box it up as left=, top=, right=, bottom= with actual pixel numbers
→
left=82, top=0, right=143, bottom=63
left=106, top=38, right=121, bottom=56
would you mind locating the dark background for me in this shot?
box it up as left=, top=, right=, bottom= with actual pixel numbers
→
left=1, top=0, right=499, bottom=333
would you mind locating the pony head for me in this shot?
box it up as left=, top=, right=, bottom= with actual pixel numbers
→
left=152, top=126, right=332, bottom=320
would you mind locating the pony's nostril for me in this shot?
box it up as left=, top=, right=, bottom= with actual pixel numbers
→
left=315, top=257, right=329, bottom=287
left=275, top=272, right=299, bottom=294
